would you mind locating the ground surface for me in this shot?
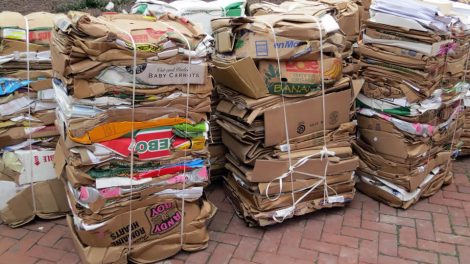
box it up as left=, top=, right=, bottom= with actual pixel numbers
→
left=0, top=157, right=469, bottom=264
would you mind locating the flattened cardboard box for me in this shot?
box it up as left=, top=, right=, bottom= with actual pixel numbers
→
left=258, top=58, right=343, bottom=95
left=264, top=88, right=351, bottom=146
left=0, top=179, right=69, bottom=227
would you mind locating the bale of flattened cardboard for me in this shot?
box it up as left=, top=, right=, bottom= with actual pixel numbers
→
left=210, top=12, right=361, bottom=225
left=0, top=11, right=69, bottom=227
left=462, top=90, right=470, bottom=155
left=51, top=11, right=217, bottom=263
left=353, top=0, right=468, bottom=208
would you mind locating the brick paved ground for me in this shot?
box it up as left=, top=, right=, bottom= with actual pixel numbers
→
left=0, top=157, right=469, bottom=264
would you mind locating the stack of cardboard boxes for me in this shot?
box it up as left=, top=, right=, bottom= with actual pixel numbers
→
left=51, top=12, right=216, bottom=263
left=211, top=13, right=359, bottom=226
left=248, top=0, right=361, bottom=75
left=0, top=12, right=69, bottom=227
left=130, top=1, right=248, bottom=182
left=354, top=0, right=468, bottom=209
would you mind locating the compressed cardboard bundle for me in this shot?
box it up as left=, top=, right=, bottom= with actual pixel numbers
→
left=0, top=12, right=69, bottom=227
left=211, top=13, right=359, bottom=226
left=208, top=88, right=228, bottom=181
left=131, top=0, right=247, bottom=33
left=51, top=12, right=216, bottom=263
left=462, top=89, right=470, bottom=155
left=248, top=0, right=361, bottom=61
left=354, top=0, right=469, bottom=209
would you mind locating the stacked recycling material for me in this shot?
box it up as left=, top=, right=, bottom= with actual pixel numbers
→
left=354, top=0, right=469, bottom=209
left=464, top=89, right=470, bottom=155
left=248, top=0, right=361, bottom=74
left=0, top=12, right=69, bottom=227
left=131, top=0, right=247, bottom=33
left=51, top=12, right=216, bottom=263
left=208, top=87, right=228, bottom=181
left=211, top=13, right=359, bottom=226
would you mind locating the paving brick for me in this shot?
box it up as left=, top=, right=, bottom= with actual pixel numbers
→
left=380, top=204, right=397, bottom=216
left=398, top=247, right=438, bottom=264
left=457, top=245, right=470, bottom=264
left=380, top=214, right=415, bottom=227
left=457, top=185, right=470, bottom=194
left=443, top=190, right=470, bottom=202
left=0, top=251, right=38, bottom=264
left=300, top=238, right=341, bottom=255
left=23, top=221, right=55, bottom=233
left=341, top=226, right=378, bottom=241
left=321, top=233, right=359, bottom=248
left=209, top=231, right=241, bottom=246
left=8, top=230, right=44, bottom=253
left=323, top=214, right=343, bottom=234
left=209, top=210, right=233, bottom=232
left=207, top=243, right=236, bottom=264
left=317, top=253, right=338, bottom=264
left=361, top=220, right=397, bottom=234
left=399, top=227, right=416, bottom=247
left=186, top=251, right=211, bottom=264
left=379, top=232, right=397, bottom=257
left=343, top=208, right=361, bottom=228
left=377, top=255, right=418, bottom=264
left=226, top=217, right=264, bottom=239
left=397, top=210, right=431, bottom=220
left=59, top=252, right=80, bottom=264
left=412, top=200, right=449, bottom=214
left=252, top=252, right=296, bottom=264
left=416, top=219, right=435, bottom=241
left=0, top=225, right=29, bottom=239
left=428, top=196, right=463, bottom=208
left=439, top=255, right=459, bottom=264
left=27, top=245, right=66, bottom=262
left=277, top=244, right=318, bottom=262
left=53, top=238, right=76, bottom=252
left=448, top=207, right=468, bottom=227
left=433, top=213, right=452, bottom=233
left=36, top=260, right=55, bottom=264
left=38, top=225, right=66, bottom=247
left=280, top=229, right=302, bottom=247
left=453, top=226, right=470, bottom=237
left=229, top=258, right=257, bottom=264
left=362, top=200, right=379, bottom=222
left=417, top=239, right=456, bottom=255
left=233, top=236, right=259, bottom=260
left=436, top=232, right=470, bottom=246
left=303, top=219, right=323, bottom=240
left=0, top=237, right=16, bottom=255
left=257, top=230, right=282, bottom=253
left=338, top=246, right=359, bottom=264
left=359, top=239, right=378, bottom=264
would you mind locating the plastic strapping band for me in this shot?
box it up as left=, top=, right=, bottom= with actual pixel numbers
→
left=261, top=16, right=335, bottom=223
left=159, top=19, right=193, bottom=248
left=24, top=16, right=38, bottom=214
left=111, top=21, right=137, bottom=254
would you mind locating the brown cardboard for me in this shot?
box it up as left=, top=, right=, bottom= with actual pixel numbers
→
left=73, top=199, right=215, bottom=247
left=211, top=57, right=268, bottom=99
left=0, top=179, right=69, bottom=227
left=264, top=88, right=351, bottom=146
left=250, top=156, right=359, bottom=183
left=258, top=58, right=343, bottom=95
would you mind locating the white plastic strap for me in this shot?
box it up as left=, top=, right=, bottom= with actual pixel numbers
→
left=112, top=22, right=137, bottom=253
left=24, top=16, right=38, bottom=214
left=159, top=20, right=192, bottom=248
left=261, top=16, right=335, bottom=223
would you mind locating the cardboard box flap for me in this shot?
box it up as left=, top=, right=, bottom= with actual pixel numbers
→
left=251, top=156, right=359, bottom=183
left=212, top=57, right=268, bottom=99
left=67, top=216, right=128, bottom=264
left=264, top=88, right=351, bottom=146
left=54, top=139, right=67, bottom=180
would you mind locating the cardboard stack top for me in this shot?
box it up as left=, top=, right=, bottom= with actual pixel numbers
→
left=211, top=10, right=359, bottom=226
left=354, top=0, right=469, bottom=209
left=52, top=12, right=216, bottom=263
left=0, top=11, right=69, bottom=227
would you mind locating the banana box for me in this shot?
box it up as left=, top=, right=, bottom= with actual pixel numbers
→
left=258, top=57, right=343, bottom=95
